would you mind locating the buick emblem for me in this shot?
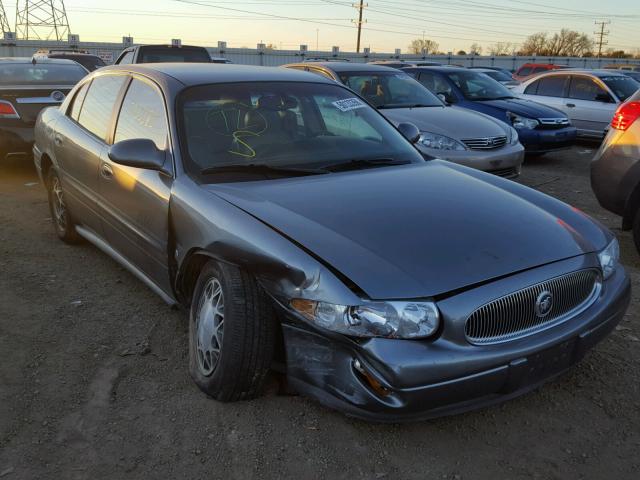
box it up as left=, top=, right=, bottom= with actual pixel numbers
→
left=535, top=291, right=554, bottom=318
left=51, top=91, right=65, bottom=102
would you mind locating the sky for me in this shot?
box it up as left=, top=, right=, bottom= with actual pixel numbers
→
left=3, top=0, right=639, bottom=54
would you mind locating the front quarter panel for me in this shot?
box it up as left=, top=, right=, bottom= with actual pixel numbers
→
left=170, top=175, right=362, bottom=307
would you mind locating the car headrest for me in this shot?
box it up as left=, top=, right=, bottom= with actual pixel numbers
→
left=256, top=95, right=298, bottom=111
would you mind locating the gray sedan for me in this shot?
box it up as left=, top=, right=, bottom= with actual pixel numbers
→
left=33, top=64, right=629, bottom=421
left=284, top=62, right=524, bottom=178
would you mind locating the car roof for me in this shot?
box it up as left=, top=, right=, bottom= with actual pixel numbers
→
left=285, top=61, right=399, bottom=73
left=99, top=63, right=337, bottom=86
left=526, top=69, right=629, bottom=79
left=402, top=66, right=467, bottom=73
left=0, top=57, right=83, bottom=65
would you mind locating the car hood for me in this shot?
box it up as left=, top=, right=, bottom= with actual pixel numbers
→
left=380, top=105, right=508, bottom=139
left=475, top=97, right=567, bottom=119
left=206, top=162, right=609, bottom=300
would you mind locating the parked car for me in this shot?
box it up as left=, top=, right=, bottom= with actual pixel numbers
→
left=210, top=56, right=232, bottom=64
left=302, top=57, right=350, bottom=63
left=33, top=63, right=630, bottom=421
left=514, top=70, right=640, bottom=139
left=368, top=60, right=442, bottom=69
left=607, top=70, right=640, bottom=83
left=33, top=48, right=106, bottom=71
left=513, top=63, right=569, bottom=82
left=468, top=67, right=519, bottom=88
left=0, top=57, right=87, bottom=161
left=114, top=44, right=212, bottom=64
left=404, top=66, right=577, bottom=155
left=469, top=66, right=515, bottom=76
left=604, top=64, right=640, bottom=72
left=284, top=62, right=523, bottom=178
left=591, top=91, right=640, bottom=251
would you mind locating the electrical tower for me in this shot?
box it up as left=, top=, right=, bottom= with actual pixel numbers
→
left=594, top=19, right=611, bottom=57
left=15, top=0, right=70, bottom=40
left=0, top=1, right=11, bottom=35
left=352, top=1, right=367, bottom=53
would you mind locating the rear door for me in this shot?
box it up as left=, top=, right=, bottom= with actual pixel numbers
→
left=54, top=74, right=128, bottom=235
left=566, top=75, right=617, bottom=136
left=521, top=74, right=568, bottom=111
left=97, top=75, right=173, bottom=293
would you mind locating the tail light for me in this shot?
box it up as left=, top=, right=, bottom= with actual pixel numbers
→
left=611, top=101, right=640, bottom=131
left=0, top=99, right=19, bottom=119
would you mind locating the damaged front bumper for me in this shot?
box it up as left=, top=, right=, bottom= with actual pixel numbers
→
left=280, top=256, right=630, bottom=422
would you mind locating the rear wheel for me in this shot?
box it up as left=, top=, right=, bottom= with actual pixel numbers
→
left=46, top=169, right=79, bottom=243
left=188, top=260, right=276, bottom=401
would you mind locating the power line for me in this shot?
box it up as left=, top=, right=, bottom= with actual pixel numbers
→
left=594, top=19, right=610, bottom=57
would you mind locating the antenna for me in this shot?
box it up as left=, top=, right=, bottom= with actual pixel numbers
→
left=15, top=0, right=70, bottom=40
left=0, top=1, right=11, bottom=34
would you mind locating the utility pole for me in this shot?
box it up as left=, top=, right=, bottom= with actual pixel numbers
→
left=594, top=19, right=611, bottom=57
left=353, top=0, right=366, bottom=53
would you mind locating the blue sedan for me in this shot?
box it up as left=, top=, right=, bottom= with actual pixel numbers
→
left=403, top=66, right=578, bottom=155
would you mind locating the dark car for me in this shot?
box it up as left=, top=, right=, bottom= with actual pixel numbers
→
left=114, top=44, right=212, bottom=64
left=0, top=57, right=87, bottom=161
left=33, top=49, right=107, bottom=71
left=404, top=66, right=578, bottom=155
left=591, top=91, right=640, bottom=251
left=513, top=63, right=569, bottom=82
left=469, top=66, right=515, bottom=76
left=33, top=63, right=630, bottom=422
left=368, top=60, right=442, bottom=69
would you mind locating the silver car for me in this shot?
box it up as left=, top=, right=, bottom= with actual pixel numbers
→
left=514, top=70, right=640, bottom=139
left=284, top=62, right=524, bottom=178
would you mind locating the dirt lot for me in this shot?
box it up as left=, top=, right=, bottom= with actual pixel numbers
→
left=1, top=147, right=639, bottom=480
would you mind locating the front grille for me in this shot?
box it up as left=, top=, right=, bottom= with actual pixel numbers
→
left=538, top=117, right=571, bottom=130
left=465, top=270, right=601, bottom=345
left=489, top=166, right=519, bottom=178
left=462, top=136, right=507, bottom=150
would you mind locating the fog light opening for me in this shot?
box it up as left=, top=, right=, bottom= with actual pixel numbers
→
left=353, top=359, right=391, bottom=397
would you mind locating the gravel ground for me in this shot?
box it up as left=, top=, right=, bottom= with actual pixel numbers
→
left=1, top=147, right=639, bottom=480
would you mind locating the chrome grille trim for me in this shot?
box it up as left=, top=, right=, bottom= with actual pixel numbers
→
left=538, top=117, right=570, bottom=126
left=465, top=269, right=601, bottom=345
left=461, top=135, right=507, bottom=150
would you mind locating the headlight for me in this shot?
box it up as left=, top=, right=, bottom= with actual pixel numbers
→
left=598, top=238, right=620, bottom=280
left=418, top=131, right=466, bottom=151
left=508, top=112, right=539, bottom=130
left=291, top=299, right=440, bottom=339
left=509, top=126, right=519, bottom=145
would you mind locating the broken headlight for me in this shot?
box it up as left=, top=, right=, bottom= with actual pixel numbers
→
left=291, top=299, right=440, bottom=339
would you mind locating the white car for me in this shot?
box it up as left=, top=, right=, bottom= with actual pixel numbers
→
left=513, top=70, right=639, bottom=139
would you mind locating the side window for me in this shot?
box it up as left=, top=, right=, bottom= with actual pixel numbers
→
left=517, top=67, right=532, bottom=77
left=524, top=79, right=539, bottom=95
left=69, top=81, right=90, bottom=121
left=535, top=76, right=567, bottom=97
left=568, top=77, right=606, bottom=101
left=118, top=51, right=134, bottom=65
left=114, top=78, right=168, bottom=149
left=77, top=75, right=127, bottom=141
left=417, top=72, right=451, bottom=95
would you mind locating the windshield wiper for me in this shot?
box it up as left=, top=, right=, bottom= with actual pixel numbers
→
left=200, top=163, right=328, bottom=177
left=324, top=158, right=411, bottom=172
left=475, top=96, right=515, bottom=101
left=376, top=103, right=436, bottom=109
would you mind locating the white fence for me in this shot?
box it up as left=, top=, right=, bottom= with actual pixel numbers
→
left=1, top=38, right=639, bottom=69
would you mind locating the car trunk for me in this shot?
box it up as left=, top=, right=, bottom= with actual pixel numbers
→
left=0, top=86, right=72, bottom=124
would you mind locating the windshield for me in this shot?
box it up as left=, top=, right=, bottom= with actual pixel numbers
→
left=51, top=54, right=105, bottom=71
left=601, top=75, right=640, bottom=102
left=179, top=82, right=423, bottom=181
left=0, top=63, right=87, bottom=85
left=337, top=71, right=442, bottom=108
left=445, top=70, right=515, bottom=100
left=140, top=47, right=211, bottom=63
left=483, top=70, right=514, bottom=82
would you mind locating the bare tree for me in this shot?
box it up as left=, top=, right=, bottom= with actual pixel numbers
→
left=408, top=38, right=440, bottom=54
left=469, top=43, right=483, bottom=56
left=520, top=30, right=592, bottom=56
left=520, top=32, right=548, bottom=55
left=489, top=42, right=515, bottom=56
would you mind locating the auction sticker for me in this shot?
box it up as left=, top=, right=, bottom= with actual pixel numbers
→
left=332, top=98, right=366, bottom=112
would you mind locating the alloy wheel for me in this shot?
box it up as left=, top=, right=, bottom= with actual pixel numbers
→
left=195, top=277, right=225, bottom=376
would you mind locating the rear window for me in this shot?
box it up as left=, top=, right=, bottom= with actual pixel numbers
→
left=139, top=47, right=210, bottom=63
left=50, top=54, right=106, bottom=71
left=0, top=63, right=87, bottom=85
left=517, top=67, right=532, bottom=76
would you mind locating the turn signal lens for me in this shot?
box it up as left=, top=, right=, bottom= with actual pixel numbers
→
left=0, top=100, right=19, bottom=119
left=611, top=101, right=640, bottom=131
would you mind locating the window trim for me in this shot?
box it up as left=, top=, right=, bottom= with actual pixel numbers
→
left=65, top=78, right=92, bottom=120
left=115, top=48, right=135, bottom=65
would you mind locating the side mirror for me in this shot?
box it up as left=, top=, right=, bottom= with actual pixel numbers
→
left=108, top=139, right=168, bottom=172
left=438, top=92, right=455, bottom=104
left=397, top=122, right=421, bottom=144
left=595, top=92, right=613, bottom=103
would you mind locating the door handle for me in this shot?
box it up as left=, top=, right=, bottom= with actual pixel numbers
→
left=54, top=135, right=63, bottom=146
left=100, top=163, right=114, bottom=179
left=566, top=103, right=576, bottom=108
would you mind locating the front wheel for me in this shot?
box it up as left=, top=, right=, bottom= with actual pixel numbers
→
left=188, top=260, right=277, bottom=401
left=46, top=169, right=79, bottom=243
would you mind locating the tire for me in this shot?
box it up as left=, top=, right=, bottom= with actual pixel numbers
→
left=632, top=209, right=640, bottom=255
left=46, top=168, right=80, bottom=244
left=189, top=260, right=276, bottom=401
